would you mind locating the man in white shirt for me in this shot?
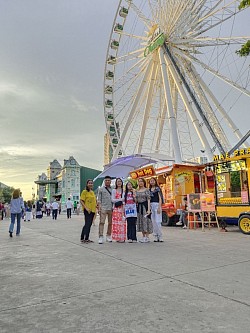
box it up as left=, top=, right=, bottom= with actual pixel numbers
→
left=66, top=198, right=73, bottom=219
left=51, top=200, right=59, bottom=220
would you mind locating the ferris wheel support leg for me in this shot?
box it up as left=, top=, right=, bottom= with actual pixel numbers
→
left=163, top=51, right=214, bottom=161
left=112, top=61, right=153, bottom=160
left=138, top=60, right=158, bottom=154
left=159, top=47, right=182, bottom=163
left=190, top=64, right=249, bottom=147
left=155, top=102, right=168, bottom=153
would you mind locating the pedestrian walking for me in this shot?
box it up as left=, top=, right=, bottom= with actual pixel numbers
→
left=73, top=201, right=77, bottom=213
left=149, top=177, right=164, bottom=242
left=51, top=200, right=59, bottom=220
left=46, top=202, right=51, bottom=216
left=66, top=198, right=73, bottom=219
left=112, top=178, right=126, bottom=243
left=80, top=179, right=97, bottom=243
left=135, top=178, right=153, bottom=243
left=124, top=181, right=137, bottom=243
left=97, top=175, right=113, bottom=244
left=0, top=202, right=4, bottom=220
left=25, top=201, right=32, bottom=222
left=9, top=189, right=24, bottom=237
left=36, top=200, right=43, bottom=219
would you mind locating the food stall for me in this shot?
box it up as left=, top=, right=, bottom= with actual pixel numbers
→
left=154, top=164, right=208, bottom=225
left=207, top=148, right=250, bottom=234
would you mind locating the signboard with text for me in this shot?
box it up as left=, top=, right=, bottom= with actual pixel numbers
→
left=130, top=165, right=156, bottom=179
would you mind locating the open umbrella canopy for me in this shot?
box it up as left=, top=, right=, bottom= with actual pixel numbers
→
left=94, top=154, right=174, bottom=181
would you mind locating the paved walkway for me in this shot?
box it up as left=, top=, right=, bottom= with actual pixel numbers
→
left=0, top=214, right=250, bottom=333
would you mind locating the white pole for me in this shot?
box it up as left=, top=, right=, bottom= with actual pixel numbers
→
left=159, top=47, right=182, bottom=163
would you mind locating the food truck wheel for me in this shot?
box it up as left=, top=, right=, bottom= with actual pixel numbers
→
left=162, top=211, right=170, bottom=226
left=238, top=215, right=250, bottom=235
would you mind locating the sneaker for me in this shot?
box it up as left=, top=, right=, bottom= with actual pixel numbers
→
left=9, top=231, right=13, bottom=238
left=154, top=236, right=159, bottom=242
left=98, top=236, right=103, bottom=244
left=183, top=225, right=187, bottom=229
left=128, top=239, right=133, bottom=243
left=106, top=236, right=112, bottom=242
left=139, top=237, right=146, bottom=243
left=144, top=237, right=150, bottom=243
left=176, top=221, right=182, bottom=226
left=159, top=237, right=164, bottom=242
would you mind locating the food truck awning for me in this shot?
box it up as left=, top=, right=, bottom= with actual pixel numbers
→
left=94, top=154, right=174, bottom=181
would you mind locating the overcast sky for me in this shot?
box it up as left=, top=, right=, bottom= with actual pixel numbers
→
left=0, top=0, right=118, bottom=198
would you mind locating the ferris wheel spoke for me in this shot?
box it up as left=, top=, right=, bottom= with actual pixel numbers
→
left=172, top=36, right=250, bottom=48
left=162, top=48, right=214, bottom=159
left=188, top=54, right=250, bottom=97
left=125, top=0, right=152, bottom=30
left=189, top=62, right=249, bottom=146
left=114, top=48, right=145, bottom=63
left=167, top=1, right=196, bottom=38
left=113, top=57, right=148, bottom=89
left=188, top=3, right=239, bottom=38
left=138, top=60, right=158, bottom=153
left=118, top=31, right=148, bottom=41
left=112, top=60, right=153, bottom=159
left=184, top=61, right=231, bottom=151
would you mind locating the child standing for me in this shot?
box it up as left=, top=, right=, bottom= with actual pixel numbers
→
left=124, top=182, right=137, bottom=243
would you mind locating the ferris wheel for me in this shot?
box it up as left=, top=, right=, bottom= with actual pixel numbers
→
left=104, top=0, right=250, bottom=163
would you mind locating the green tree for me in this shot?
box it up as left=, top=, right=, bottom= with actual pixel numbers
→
left=0, top=187, right=15, bottom=203
left=236, top=1, right=250, bottom=56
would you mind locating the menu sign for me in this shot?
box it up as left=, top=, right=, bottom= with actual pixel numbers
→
left=188, top=193, right=215, bottom=212
left=200, top=193, right=215, bottom=211
left=187, top=193, right=201, bottom=212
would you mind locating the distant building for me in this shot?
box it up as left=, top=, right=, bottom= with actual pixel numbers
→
left=36, top=173, right=47, bottom=200
left=35, top=156, right=102, bottom=205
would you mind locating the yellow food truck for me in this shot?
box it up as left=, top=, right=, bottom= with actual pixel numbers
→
left=207, top=148, right=250, bottom=235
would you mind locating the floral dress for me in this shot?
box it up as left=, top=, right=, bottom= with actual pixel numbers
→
left=135, top=189, right=153, bottom=233
left=112, top=189, right=126, bottom=241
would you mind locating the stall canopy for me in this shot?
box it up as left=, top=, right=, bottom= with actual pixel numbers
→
left=94, top=154, right=174, bottom=181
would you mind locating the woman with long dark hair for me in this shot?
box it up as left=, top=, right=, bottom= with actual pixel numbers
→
left=149, top=177, right=163, bottom=242
left=124, top=181, right=137, bottom=242
left=135, top=178, right=153, bottom=243
left=80, top=179, right=97, bottom=243
left=111, top=178, right=126, bottom=242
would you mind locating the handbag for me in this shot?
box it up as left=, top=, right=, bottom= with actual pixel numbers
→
left=114, top=201, right=123, bottom=208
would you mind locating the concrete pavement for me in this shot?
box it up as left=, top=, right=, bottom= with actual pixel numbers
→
left=0, top=214, right=250, bottom=333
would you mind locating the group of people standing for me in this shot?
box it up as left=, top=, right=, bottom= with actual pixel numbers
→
left=79, top=175, right=164, bottom=244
